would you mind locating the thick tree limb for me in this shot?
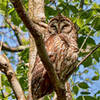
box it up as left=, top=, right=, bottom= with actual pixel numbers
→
left=10, top=0, right=66, bottom=100
left=0, top=54, right=26, bottom=100
left=28, top=34, right=37, bottom=100
left=0, top=41, right=28, bottom=52
left=28, top=0, right=46, bottom=99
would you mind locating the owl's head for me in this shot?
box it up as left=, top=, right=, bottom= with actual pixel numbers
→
left=48, top=15, right=75, bottom=35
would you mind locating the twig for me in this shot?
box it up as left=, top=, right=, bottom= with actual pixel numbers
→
left=0, top=34, right=4, bottom=96
left=1, top=89, right=5, bottom=98
left=0, top=41, right=29, bottom=52
left=0, top=25, right=7, bottom=29
left=78, top=24, right=95, bottom=54
left=77, top=43, right=100, bottom=67
left=5, top=18, right=23, bottom=45
left=66, top=43, right=100, bottom=80
left=0, top=34, right=4, bottom=53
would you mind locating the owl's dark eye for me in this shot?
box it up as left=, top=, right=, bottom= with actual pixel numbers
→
left=61, top=24, right=70, bottom=30
left=51, top=25, right=56, bottom=28
left=51, top=25, right=58, bottom=32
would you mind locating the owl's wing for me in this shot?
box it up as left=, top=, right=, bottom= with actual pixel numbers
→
left=31, top=54, right=54, bottom=99
left=31, top=35, right=57, bottom=99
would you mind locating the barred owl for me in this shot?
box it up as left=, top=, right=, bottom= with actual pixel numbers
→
left=31, top=15, right=78, bottom=99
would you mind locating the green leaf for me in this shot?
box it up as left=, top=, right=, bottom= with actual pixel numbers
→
left=86, top=37, right=96, bottom=46
left=5, top=87, right=11, bottom=94
left=92, top=17, right=100, bottom=31
left=80, top=10, right=93, bottom=19
left=81, top=91, right=91, bottom=95
left=92, top=76, right=99, bottom=80
left=96, top=31, right=100, bottom=37
left=44, top=0, right=50, bottom=4
left=8, top=8, right=15, bottom=14
left=78, top=82, right=89, bottom=89
left=83, top=56, right=92, bottom=67
left=69, top=5, right=78, bottom=13
left=78, top=25, right=95, bottom=36
left=95, top=90, right=100, bottom=95
left=78, top=36, right=86, bottom=48
left=76, top=96, right=83, bottom=100
left=44, top=96, right=50, bottom=100
left=58, top=0, right=64, bottom=2
left=83, top=70, right=89, bottom=73
left=10, top=10, right=22, bottom=26
left=77, top=18, right=84, bottom=27
left=93, top=50, right=100, bottom=62
left=1, top=74, right=10, bottom=87
left=97, top=96, right=100, bottom=100
left=18, top=48, right=29, bottom=63
left=20, top=25, right=27, bottom=32
left=45, top=6, right=57, bottom=19
left=84, top=96, right=96, bottom=100
left=73, top=86, right=79, bottom=95
left=0, top=0, right=8, bottom=14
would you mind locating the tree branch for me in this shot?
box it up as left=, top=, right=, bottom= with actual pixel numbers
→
left=66, top=43, right=100, bottom=80
left=0, top=54, right=26, bottom=100
left=78, top=25, right=94, bottom=53
left=77, top=43, right=100, bottom=67
left=0, top=41, right=28, bottom=52
left=5, top=18, right=23, bottom=45
left=80, top=0, right=84, bottom=9
left=10, top=0, right=66, bottom=100
left=28, top=0, right=45, bottom=99
left=0, top=25, right=7, bottom=29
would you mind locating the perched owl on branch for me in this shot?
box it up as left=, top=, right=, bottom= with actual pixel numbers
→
left=31, top=15, right=78, bottom=99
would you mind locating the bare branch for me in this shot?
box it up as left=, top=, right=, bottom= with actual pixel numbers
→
left=1, top=89, right=5, bottom=98
left=66, top=43, right=100, bottom=80
left=0, top=41, right=28, bottom=52
left=5, top=18, right=23, bottom=45
left=79, top=20, right=96, bottom=54
left=77, top=43, right=100, bottom=67
left=0, top=25, right=7, bottom=29
left=10, top=0, right=66, bottom=99
left=0, top=54, right=26, bottom=100
left=0, top=34, right=4, bottom=98
left=78, top=26, right=94, bottom=53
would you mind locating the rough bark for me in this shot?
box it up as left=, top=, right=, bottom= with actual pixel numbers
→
left=28, top=0, right=46, bottom=100
left=0, top=54, right=26, bottom=100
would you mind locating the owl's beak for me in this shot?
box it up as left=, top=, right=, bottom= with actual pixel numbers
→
left=58, top=31, right=60, bottom=34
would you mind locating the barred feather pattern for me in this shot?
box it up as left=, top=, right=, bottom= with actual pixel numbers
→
left=31, top=15, right=78, bottom=99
